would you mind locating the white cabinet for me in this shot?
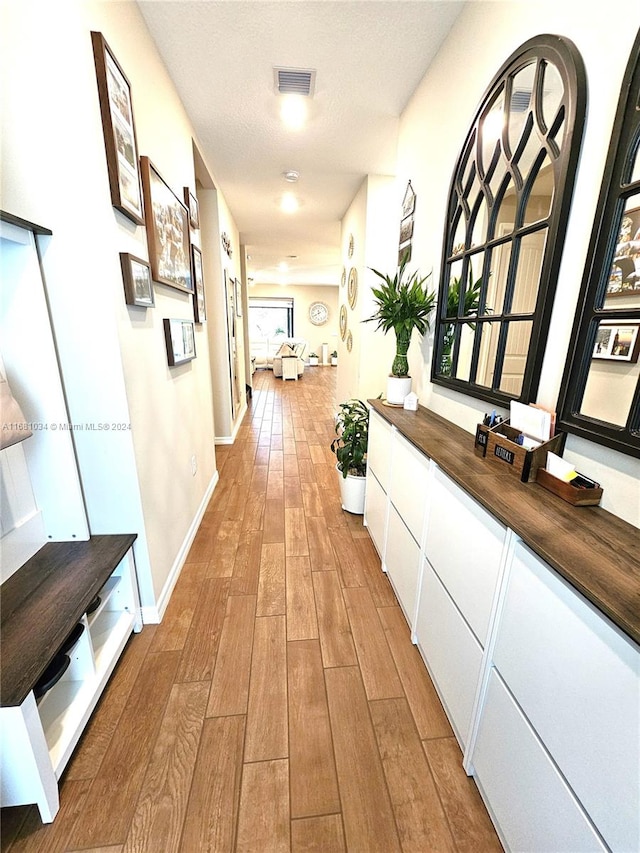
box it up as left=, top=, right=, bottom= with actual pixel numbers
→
left=388, top=432, right=431, bottom=543
left=364, top=469, right=387, bottom=557
left=385, top=505, right=422, bottom=624
left=424, top=468, right=506, bottom=646
left=473, top=668, right=607, bottom=853
left=416, top=562, right=483, bottom=747
left=366, top=409, right=392, bottom=490
left=489, top=541, right=640, bottom=853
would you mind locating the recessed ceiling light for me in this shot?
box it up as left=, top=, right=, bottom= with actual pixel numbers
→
left=283, top=170, right=300, bottom=183
left=280, top=193, right=299, bottom=214
left=280, top=95, right=307, bottom=130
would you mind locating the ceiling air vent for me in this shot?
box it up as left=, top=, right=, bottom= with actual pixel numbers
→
left=274, top=67, right=316, bottom=97
left=511, top=89, right=532, bottom=112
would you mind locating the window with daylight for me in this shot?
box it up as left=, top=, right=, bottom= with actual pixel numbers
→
left=249, top=297, right=294, bottom=339
left=431, top=35, right=586, bottom=408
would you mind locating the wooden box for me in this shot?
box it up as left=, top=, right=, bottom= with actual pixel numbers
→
left=474, top=423, right=491, bottom=457
left=484, top=421, right=566, bottom=483
left=535, top=468, right=603, bottom=506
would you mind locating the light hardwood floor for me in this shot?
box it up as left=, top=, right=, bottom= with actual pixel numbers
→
left=1, top=366, right=502, bottom=853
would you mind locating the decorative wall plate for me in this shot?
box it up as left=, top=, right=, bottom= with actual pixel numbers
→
left=309, top=301, right=329, bottom=325
left=339, top=304, right=348, bottom=340
left=348, top=267, right=358, bottom=309
left=346, top=330, right=353, bottom=352
left=341, top=267, right=346, bottom=288
left=348, top=233, right=354, bottom=258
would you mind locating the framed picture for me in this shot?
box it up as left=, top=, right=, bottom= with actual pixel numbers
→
left=91, top=32, right=144, bottom=225
left=592, top=323, right=640, bottom=362
left=398, top=241, right=412, bottom=267
left=235, top=278, right=242, bottom=317
left=399, top=216, right=414, bottom=245
left=140, top=157, right=192, bottom=292
left=120, top=253, right=154, bottom=307
left=607, top=205, right=640, bottom=296
left=163, top=318, right=196, bottom=366
left=192, top=245, right=206, bottom=323
left=184, top=187, right=200, bottom=229
left=401, top=180, right=416, bottom=219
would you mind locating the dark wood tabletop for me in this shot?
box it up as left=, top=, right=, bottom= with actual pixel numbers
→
left=1, top=534, right=137, bottom=707
left=369, top=399, right=640, bottom=647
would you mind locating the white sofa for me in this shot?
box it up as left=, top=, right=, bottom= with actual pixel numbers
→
left=273, top=341, right=306, bottom=377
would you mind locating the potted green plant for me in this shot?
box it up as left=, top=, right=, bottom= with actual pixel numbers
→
left=330, top=399, right=368, bottom=514
left=308, top=352, right=319, bottom=366
left=365, top=258, right=436, bottom=403
left=330, top=350, right=338, bottom=366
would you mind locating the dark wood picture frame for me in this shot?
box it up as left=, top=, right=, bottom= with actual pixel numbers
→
left=163, top=318, right=196, bottom=366
left=120, top=252, right=154, bottom=307
left=184, top=187, right=200, bottom=229
left=140, top=157, right=192, bottom=293
left=192, top=245, right=206, bottom=323
left=91, top=32, right=145, bottom=225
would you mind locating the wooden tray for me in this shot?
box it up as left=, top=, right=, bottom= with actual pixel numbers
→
left=536, top=468, right=603, bottom=506
left=483, top=421, right=566, bottom=483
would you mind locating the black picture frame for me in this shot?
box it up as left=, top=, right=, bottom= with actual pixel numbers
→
left=120, top=252, right=154, bottom=307
left=192, top=245, right=206, bottom=323
left=184, top=187, right=200, bottom=229
left=91, top=32, right=145, bottom=225
left=140, top=157, right=192, bottom=293
left=163, top=318, right=196, bottom=366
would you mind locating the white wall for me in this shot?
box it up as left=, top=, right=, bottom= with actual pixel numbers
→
left=354, top=0, right=640, bottom=526
left=0, top=0, right=234, bottom=612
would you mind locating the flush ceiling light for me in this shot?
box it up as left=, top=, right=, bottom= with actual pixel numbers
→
left=280, top=193, right=299, bottom=214
left=280, top=95, right=307, bottom=130
left=283, top=170, right=300, bottom=182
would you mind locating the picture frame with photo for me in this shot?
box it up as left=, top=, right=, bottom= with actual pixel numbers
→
left=192, top=245, right=206, bottom=323
left=184, top=187, right=200, bottom=229
left=607, top=205, right=640, bottom=296
left=91, top=32, right=145, bottom=225
left=140, top=157, right=192, bottom=293
left=163, top=318, right=196, bottom=366
left=120, top=252, right=154, bottom=307
left=592, top=322, right=640, bottom=362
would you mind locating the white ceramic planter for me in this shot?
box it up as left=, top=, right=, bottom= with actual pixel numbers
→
left=386, top=375, right=412, bottom=405
left=336, top=465, right=366, bottom=514
left=331, top=357, right=338, bottom=366
left=308, top=357, right=319, bottom=366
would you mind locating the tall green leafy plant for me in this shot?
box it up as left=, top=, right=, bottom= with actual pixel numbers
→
left=364, top=259, right=436, bottom=377
left=330, top=399, right=369, bottom=478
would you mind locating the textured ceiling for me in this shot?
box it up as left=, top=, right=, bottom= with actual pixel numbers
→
left=137, top=0, right=465, bottom=285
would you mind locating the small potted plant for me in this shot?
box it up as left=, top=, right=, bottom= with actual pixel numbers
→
left=364, top=258, right=436, bottom=404
left=308, top=352, right=319, bottom=366
left=331, top=399, right=368, bottom=513
left=330, top=350, right=338, bottom=366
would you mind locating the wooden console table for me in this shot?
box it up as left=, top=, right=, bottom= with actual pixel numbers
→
left=0, top=534, right=141, bottom=821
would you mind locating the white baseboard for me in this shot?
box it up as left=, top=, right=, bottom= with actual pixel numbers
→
left=140, top=469, right=219, bottom=624
left=215, top=400, right=248, bottom=445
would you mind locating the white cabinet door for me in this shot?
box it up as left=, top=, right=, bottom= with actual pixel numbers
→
left=367, top=410, right=392, bottom=491
left=385, top=504, right=421, bottom=625
left=493, top=541, right=640, bottom=853
left=364, top=470, right=388, bottom=559
left=424, top=467, right=506, bottom=646
left=388, top=432, right=430, bottom=544
left=415, top=562, right=483, bottom=747
left=473, top=669, right=606, bottom=853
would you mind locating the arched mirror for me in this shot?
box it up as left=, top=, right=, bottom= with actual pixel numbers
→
left=558, top=30, right=640, bottom=458
left=431, top=35, right=586, bottom=408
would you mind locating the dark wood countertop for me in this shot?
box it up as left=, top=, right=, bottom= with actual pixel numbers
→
left=1, top=534, right=137, bottom=707
left=369, top=399, right=640, bottom=647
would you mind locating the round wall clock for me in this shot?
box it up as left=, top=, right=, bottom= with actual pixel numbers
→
left=348, top=267, right=358, bottom=309
left=309, top=301, right=329, bottom=325
left=346, top=330, right=353, bottom=352
left=339, top=304, right=348, bottom=340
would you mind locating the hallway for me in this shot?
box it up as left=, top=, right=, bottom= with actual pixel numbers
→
left=1, top=366, right=501, bottom=853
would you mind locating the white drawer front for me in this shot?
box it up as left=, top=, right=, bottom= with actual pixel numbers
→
left=415, top=562, right=483, bottom=747
left=494, top=541, right=640, bottom=853
left=364, top=469, right=388, bottom=559
left=385, top=505, right=421, bottom=625
left=367, top=410, right=392, bottom=490
left=473, top=668, right=606, bottom=853
left=389, top=432, right=430, bottom=543
left=425, top=467, right=506, bottom=646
